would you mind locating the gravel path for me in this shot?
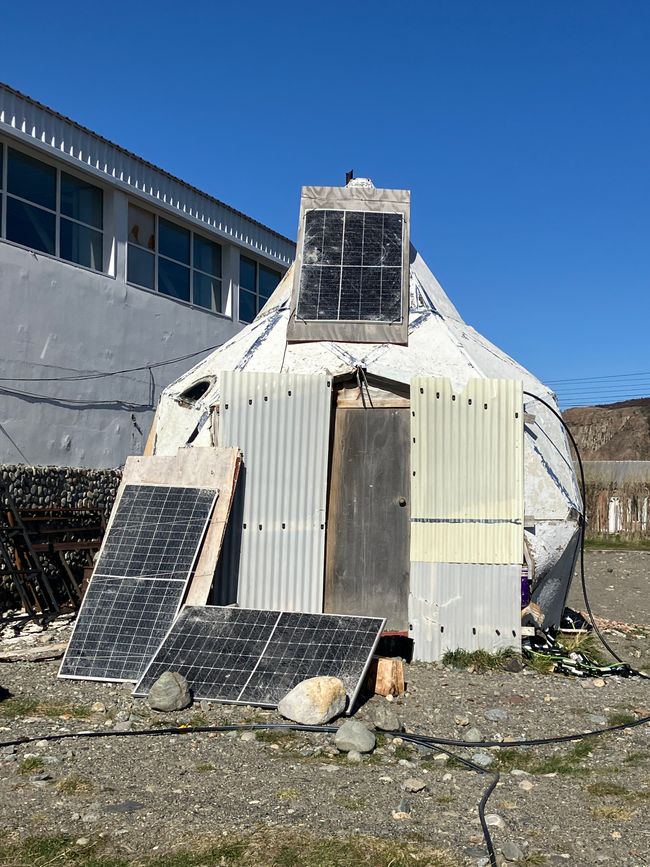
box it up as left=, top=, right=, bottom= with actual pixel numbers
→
left=1, top=550, right=649, bottom=867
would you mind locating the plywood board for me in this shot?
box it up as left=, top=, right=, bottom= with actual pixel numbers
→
left=117, top=447, right=241, bottom=606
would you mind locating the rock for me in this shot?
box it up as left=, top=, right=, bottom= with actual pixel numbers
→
left=402, top=777, right=427, bottom=792
left=455, top=715, right=470, bottom=726
left=147, top=672, right=192, bottom=712
left=91, top=702, right=106, bottom=714
left=239, top=731, right=256, bottom=743
left=199, top=700, right=210, bottom=714
left=113, top=721, right=132, bottom=732
left=103, top=801, right=145, bottom=814
left=485, top=813, right=505, bottom=829
left=587, top=714, right=608, bottom=727
left=433, top=753, right=448, bottom=764
left=368, top=703, right=401, bottom=732
left=502, top=657, right=524, bottom=673
left=465, top=727, right=484, bottom=743
left=471, top=752, right=495, bottom=768
left=347, top=750, right=363, bottom=763
left=334, top=720, right=376, bottom=754
left=501, top=841, right=524, bottom=861
left=518, top=779, right=534, bottom=792
left=278, top=676, right=346, bottom=725
left=594, top=678, right=606, bottom=688
left=484, top=708, right=508, bottom=722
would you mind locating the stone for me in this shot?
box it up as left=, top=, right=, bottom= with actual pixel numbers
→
left=239, top=731, right=256, bottom=743
left=113, top=721, right=132, bottom=732
left=347, top=750, right=363, bottom=763
left=594, top=678, right=606, bottom=688
left=501, top=841, right=524, bottom=861
left=518, top=779, right=534, bottom=792
left=465, top=727, right=484, bottom=743
left=278, top=676, right=346, bottom=725
left=455, top=715, right=470, bottom=726
left=485, top=813, right=505, bottom=829
left=368, top=703, right=401, bottom=732
left=471, top=752, right=495, bottom=768
left=433, top=753, right=448, bottom=764
left=587, top=714, right=607, bottom=727
left=90, top=702, right=106, bottom=714
left=402, top=777, right=427, bottom=792
left=484, top=708, right=508, bottom=722
left=502, top=657, right=524, bottom=673
left=147, top=671, right=192, bottom=712
left=334, top=720, right=376, bottom=754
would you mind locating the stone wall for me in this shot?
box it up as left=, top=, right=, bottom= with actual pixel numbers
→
left=1, top=464, right=121, bottom=515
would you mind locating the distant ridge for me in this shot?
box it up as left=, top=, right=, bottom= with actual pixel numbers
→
left=563, top=399, right=650, bottom=461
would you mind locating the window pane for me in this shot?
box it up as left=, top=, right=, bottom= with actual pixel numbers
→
left=127, top=244, right=155, bottom=289
left=193, top=235, right=221, bottom=277
left=159, top=218, right=190, bottom=264
left=239, top=289, right=257, bottom=323
left=61, top=173, right=103, bottom=228
left=6, top=197, right=55, bottom=254
left=159, top=257, right=190, bottom=302
left=7, top=149, right=56, bottom=210
left=0, top=143, right=3, bottom=187
left=193, top=272, right=221, bottom=312
left=259, top=265, right=281, bottom=300
left=240, top=256, right=256, bottom=292
left=128, top=204, right=155, bottom=250
left=60, top=219, right=103, bottom=271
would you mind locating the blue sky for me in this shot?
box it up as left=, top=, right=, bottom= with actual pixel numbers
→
left=3, top=1, right=649, bottom=405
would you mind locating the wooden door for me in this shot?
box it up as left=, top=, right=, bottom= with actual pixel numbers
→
left=324, top=407, right=410, bottom=630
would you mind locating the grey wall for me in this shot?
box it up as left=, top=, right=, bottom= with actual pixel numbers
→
left=0, top=238, right=242, bottom=468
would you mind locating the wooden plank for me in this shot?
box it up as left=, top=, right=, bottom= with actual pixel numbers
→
left=185, top=451, right=241, bottom=606
left=143, top=407, right=159, bottom=456
left=99, top=448, right=240, bottom=605
left=0, top=642, right=68, bottom=663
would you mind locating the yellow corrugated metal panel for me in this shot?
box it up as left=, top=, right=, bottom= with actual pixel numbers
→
left=410, top=378, right=524, bottom=564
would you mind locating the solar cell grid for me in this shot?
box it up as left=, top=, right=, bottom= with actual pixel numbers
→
left=296, top=209, right=403, bottom=323
left=133, top=606, right=385, bottom=710
left=59, top=484, right=217, bottom=682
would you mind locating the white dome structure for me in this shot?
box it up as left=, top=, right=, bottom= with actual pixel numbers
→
left=151, top=185, right=581, bottom=657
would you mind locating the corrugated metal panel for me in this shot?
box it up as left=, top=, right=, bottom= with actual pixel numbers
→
left=218, top=370, right=332, bottom=612
left=409, top=562, right=521, bottom=661
left=410, top=377, right=524, bottom=564
left=0, top=84, right=294, bottom=266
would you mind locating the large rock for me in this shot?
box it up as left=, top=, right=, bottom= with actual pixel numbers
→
left=147, top=671, right=192, bottom=712
left=334, top=720, right=376, bottom=754
left=278, top=676, right=346, bottom=725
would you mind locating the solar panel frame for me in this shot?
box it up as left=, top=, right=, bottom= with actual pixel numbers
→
left=133, top=605, right=386, bottom=710
left=59, top=484, right=218, bottom=683
left=287, top=185, right=410, bottom=346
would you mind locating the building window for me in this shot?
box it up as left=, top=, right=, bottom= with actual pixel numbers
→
left=239, top=255, right=281, bottom=323
left=127, top=204, right=223, bottom=312
left=0, top=144, right=103, bottom=271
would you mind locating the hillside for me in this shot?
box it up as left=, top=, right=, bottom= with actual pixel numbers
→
left=563, top=398, right=650, bottom=461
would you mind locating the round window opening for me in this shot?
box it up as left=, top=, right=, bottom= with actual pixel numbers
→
left=179, top=378, right=212, bottom=405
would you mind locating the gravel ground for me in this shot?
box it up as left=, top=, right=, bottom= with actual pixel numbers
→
left=1, top=549, right=649, bottom=867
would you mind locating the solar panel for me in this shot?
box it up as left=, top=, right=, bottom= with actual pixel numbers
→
left=133, top=606, right=385, bottom=709
left=59, top=485, right=217, bottom=682
left=296, top=209, right=404, bottom=323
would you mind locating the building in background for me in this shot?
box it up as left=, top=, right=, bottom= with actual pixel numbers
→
left=0, top=83, right=294, bottom=468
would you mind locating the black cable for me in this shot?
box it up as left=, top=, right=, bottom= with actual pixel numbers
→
left=0, top=344, right=220, bottom=384
left=522, top=391, right=641, bottom=671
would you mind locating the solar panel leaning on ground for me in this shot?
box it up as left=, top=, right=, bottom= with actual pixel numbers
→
left=296, top=209, right=404, bottom=322
left=133, top=605, right=386, bottom=709
left=59, top=484, right=217, bottom=682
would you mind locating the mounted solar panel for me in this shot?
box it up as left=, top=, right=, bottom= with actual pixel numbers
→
left=287, top=185, right=410, bottom=345
left=59, top=484, right=217, bottom=682
left=133, top=605, right=385, bottom=710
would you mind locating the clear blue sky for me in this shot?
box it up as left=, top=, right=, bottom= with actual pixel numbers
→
left=3, top=1, right=649, bottom=405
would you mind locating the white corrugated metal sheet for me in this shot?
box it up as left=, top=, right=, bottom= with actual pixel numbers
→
left=409, top=562, right=521, bottom=661
left=410, top=377, right=524, bottom=564
left=218, top=370, right=332, bottom=612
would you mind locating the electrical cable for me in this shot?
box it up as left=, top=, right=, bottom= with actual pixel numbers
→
left=522, top=391, right=647, bottom=674
left=0, top=344, right=220, bottom=384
